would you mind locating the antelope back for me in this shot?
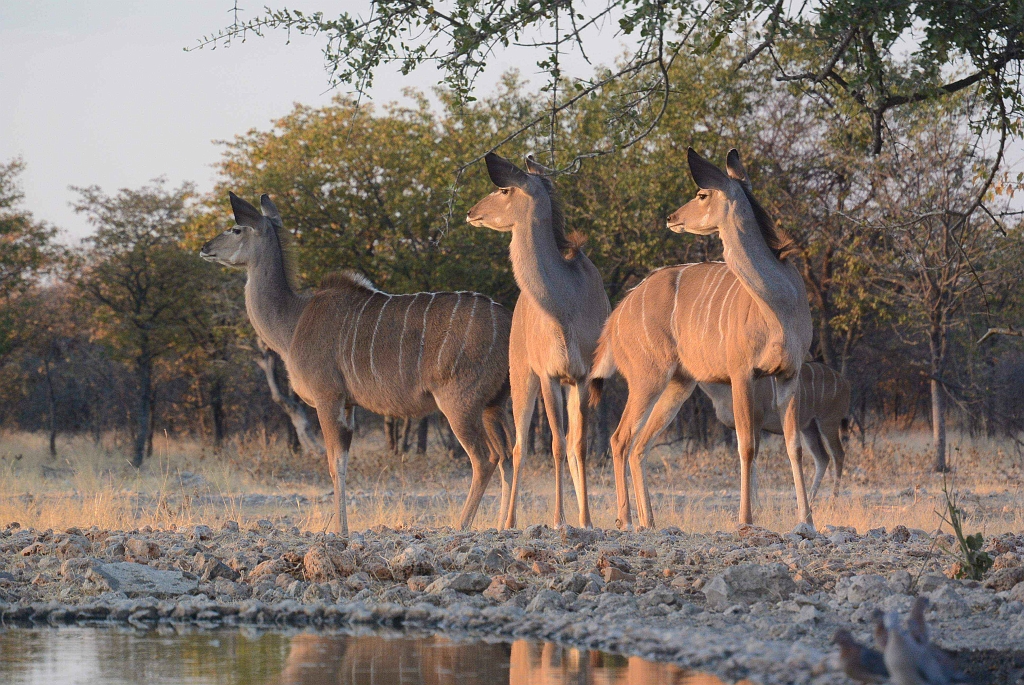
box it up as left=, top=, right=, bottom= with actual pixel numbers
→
left=294, top=275, right=511, bottom=416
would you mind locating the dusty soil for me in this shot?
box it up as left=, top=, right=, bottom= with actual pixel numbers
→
left=2, top=519, right=1023, bottom=684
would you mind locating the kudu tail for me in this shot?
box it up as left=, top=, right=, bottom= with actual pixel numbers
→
left=588, top=328, right=617, bottom=409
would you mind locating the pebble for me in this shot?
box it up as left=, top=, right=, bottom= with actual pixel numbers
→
left=0, top=521, right=1019, bottom=684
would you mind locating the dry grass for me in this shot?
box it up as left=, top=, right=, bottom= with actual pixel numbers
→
left=0, top=428, right=1021, bottom=536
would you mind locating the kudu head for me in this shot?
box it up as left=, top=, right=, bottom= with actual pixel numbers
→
left=200, top=192, right=284, bottom=268
left=667, top=148, right=751, bottom=236
left=466, top=153, right=557, bottom=232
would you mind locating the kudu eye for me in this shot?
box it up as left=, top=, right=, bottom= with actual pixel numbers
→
left=232, top=227, right=242, bottom=235
left=500, top=188, right=511, bottom=196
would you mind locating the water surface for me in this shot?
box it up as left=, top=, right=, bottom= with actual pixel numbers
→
left=0, top=628, right=736, bottom=685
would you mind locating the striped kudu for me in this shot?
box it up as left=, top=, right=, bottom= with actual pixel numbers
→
left=467, top=153, right=610, bottom=529
left=700, top=361, right=851, bottom=500
left=201, top=193, right=514, bottom=535
left=591, top=148, right=814, bottom=529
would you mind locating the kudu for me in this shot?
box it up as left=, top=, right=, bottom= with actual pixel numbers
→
left=200, top=193, right=514, bottom=535
left=591, top=148, right=814, bottom=529
left=700, top=361, right=851, bottom=500
left=467, top=153, right=610, bottom=529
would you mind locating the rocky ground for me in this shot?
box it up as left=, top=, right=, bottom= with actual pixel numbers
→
left=1, top=519, right=1023, bottom=684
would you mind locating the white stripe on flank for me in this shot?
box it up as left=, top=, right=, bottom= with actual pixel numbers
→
left=335, top=298, right=355, bottom=360
left=349, top=293, right=375, bottom=387
left=808, top=365, right=816, bottom=407
left=718, top=278, right=739, bottom=339
left=368, top=294, right=393, bottom=382
left=691, top=265, right=716, bottom=332
left=703, top=268, right=729, bottom=336
left=396, top=294, right=418, bottom=383
left=670, top=268, right=683, bottom=343
left=417, top=293, right=437, bottom=384
left=818, top=365, right=825, bottom=405
left=485, top=300, right=498, bottom=362
left=640, top=281, right=653, bottom=350
left=436, top=293, right=462, bottom=367
left=452, top=295, right=478, bottom=373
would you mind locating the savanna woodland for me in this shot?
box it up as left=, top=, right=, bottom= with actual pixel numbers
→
left=3, top=2, right=1024, bottom=525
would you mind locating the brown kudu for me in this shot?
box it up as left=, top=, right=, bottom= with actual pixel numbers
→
left=700, top=361, right=851, bottom=500
left=591, top=148, right=814, bottom=530
left=200, top=193, right=514, bottom=535
left=467, top=153, right=610, bottom=529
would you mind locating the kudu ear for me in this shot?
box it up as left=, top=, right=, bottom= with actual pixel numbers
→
left=229, top=192, right=264, bottom=228
left=260, top=194, right=283, bottom=226
left=485, top=152, right=529, bottom=189
left=525, top=154, right=555, bottom=176
left=725, top=149, right=752, bottom=191
left=687, top=147, right=730, bottom=192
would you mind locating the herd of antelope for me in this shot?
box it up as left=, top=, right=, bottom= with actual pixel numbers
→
left=200, top=147, right=851, bottom=536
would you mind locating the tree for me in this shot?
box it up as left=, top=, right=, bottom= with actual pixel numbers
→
left=193, top=1, right=1024, bottom=159
left=867, top=95, right=1005, bottom=471
left=0, top=158, right=59, bottom=356
left=75, top=180, right=211, bottom=467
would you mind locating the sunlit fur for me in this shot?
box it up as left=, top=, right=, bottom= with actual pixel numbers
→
left=202, top=193, right=514, bottom=536
left=467, top=153, right=611, bottom=530
left=591, top=148, right=814, bottom=530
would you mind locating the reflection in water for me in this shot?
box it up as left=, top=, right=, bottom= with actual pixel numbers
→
left=0, top=628, right=744, bottom=685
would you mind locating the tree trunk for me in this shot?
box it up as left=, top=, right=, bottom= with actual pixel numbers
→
left=384, top=415, right=399, bottom=453
left=210, top=376, right=226, bottom=450
left=43, top=356, right=57, bottom=459
left=146, top=401, right=155, bottom=460
left=131, top=352, right=152, bottom=468
left=401, top=417, right=412, bottom=453
left=930, top=323, right=948, bottom=472
left=254, top=344, right=324, bottom=458
left=931, top=378, right=947, bottom=471
left=416, top=416, right=429, bottom=454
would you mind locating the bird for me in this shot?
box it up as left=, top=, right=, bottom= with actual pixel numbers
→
left=907, top=595, right=929, bottom=643
left=872, top=609, right=888, bottom=650
left=834, top=629, right=889, bottom=683
left=880, top=609, right=971, bottom=685
left=901, top=597, right=971, bottom=683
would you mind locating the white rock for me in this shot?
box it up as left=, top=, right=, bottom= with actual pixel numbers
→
left=89, top=562, right=197, bottom=598
left=703, top=563, right=796, bottom=610
left=929, top=584, right=970, bottom=617
left=526, top=589, right=563, bottom=612
left=791, top=522, right=817, bottom=540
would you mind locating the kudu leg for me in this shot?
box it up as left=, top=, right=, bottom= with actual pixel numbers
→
left=318, top=400, right=353, bottom=536
left=731, top=377, right=758, bottom=526
left=818, top=419, right=846, bottom=497
left=609, top=378, right=669, bottom=530
left=444, top=406, right=498, bottom=530
left=565, top=380, right=591, bottom=528
left=505, top=371, right=539, bottom=530
left=609, top=419, right=634, bottom=531
left=540, top=377, right=568, bottom=529
left=801, top=424, right=831, bottom=502
left=626, top=379, right=694, bottom=530
left=483, top=405, right=514, bottom=526
left=778, top=379, right=814, bottom=526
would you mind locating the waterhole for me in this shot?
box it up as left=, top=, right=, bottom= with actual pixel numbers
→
left=0, top=627, right=740, bottom=685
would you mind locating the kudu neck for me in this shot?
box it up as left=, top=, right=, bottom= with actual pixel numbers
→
left=509, top=205, right=572, bottom=316
left=244, top=245, right=305, bottom=355
left=718, top=200, right=799, bottom=320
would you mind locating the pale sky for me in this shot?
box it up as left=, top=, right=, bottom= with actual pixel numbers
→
left=1, top=1, right=607, bottom=242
